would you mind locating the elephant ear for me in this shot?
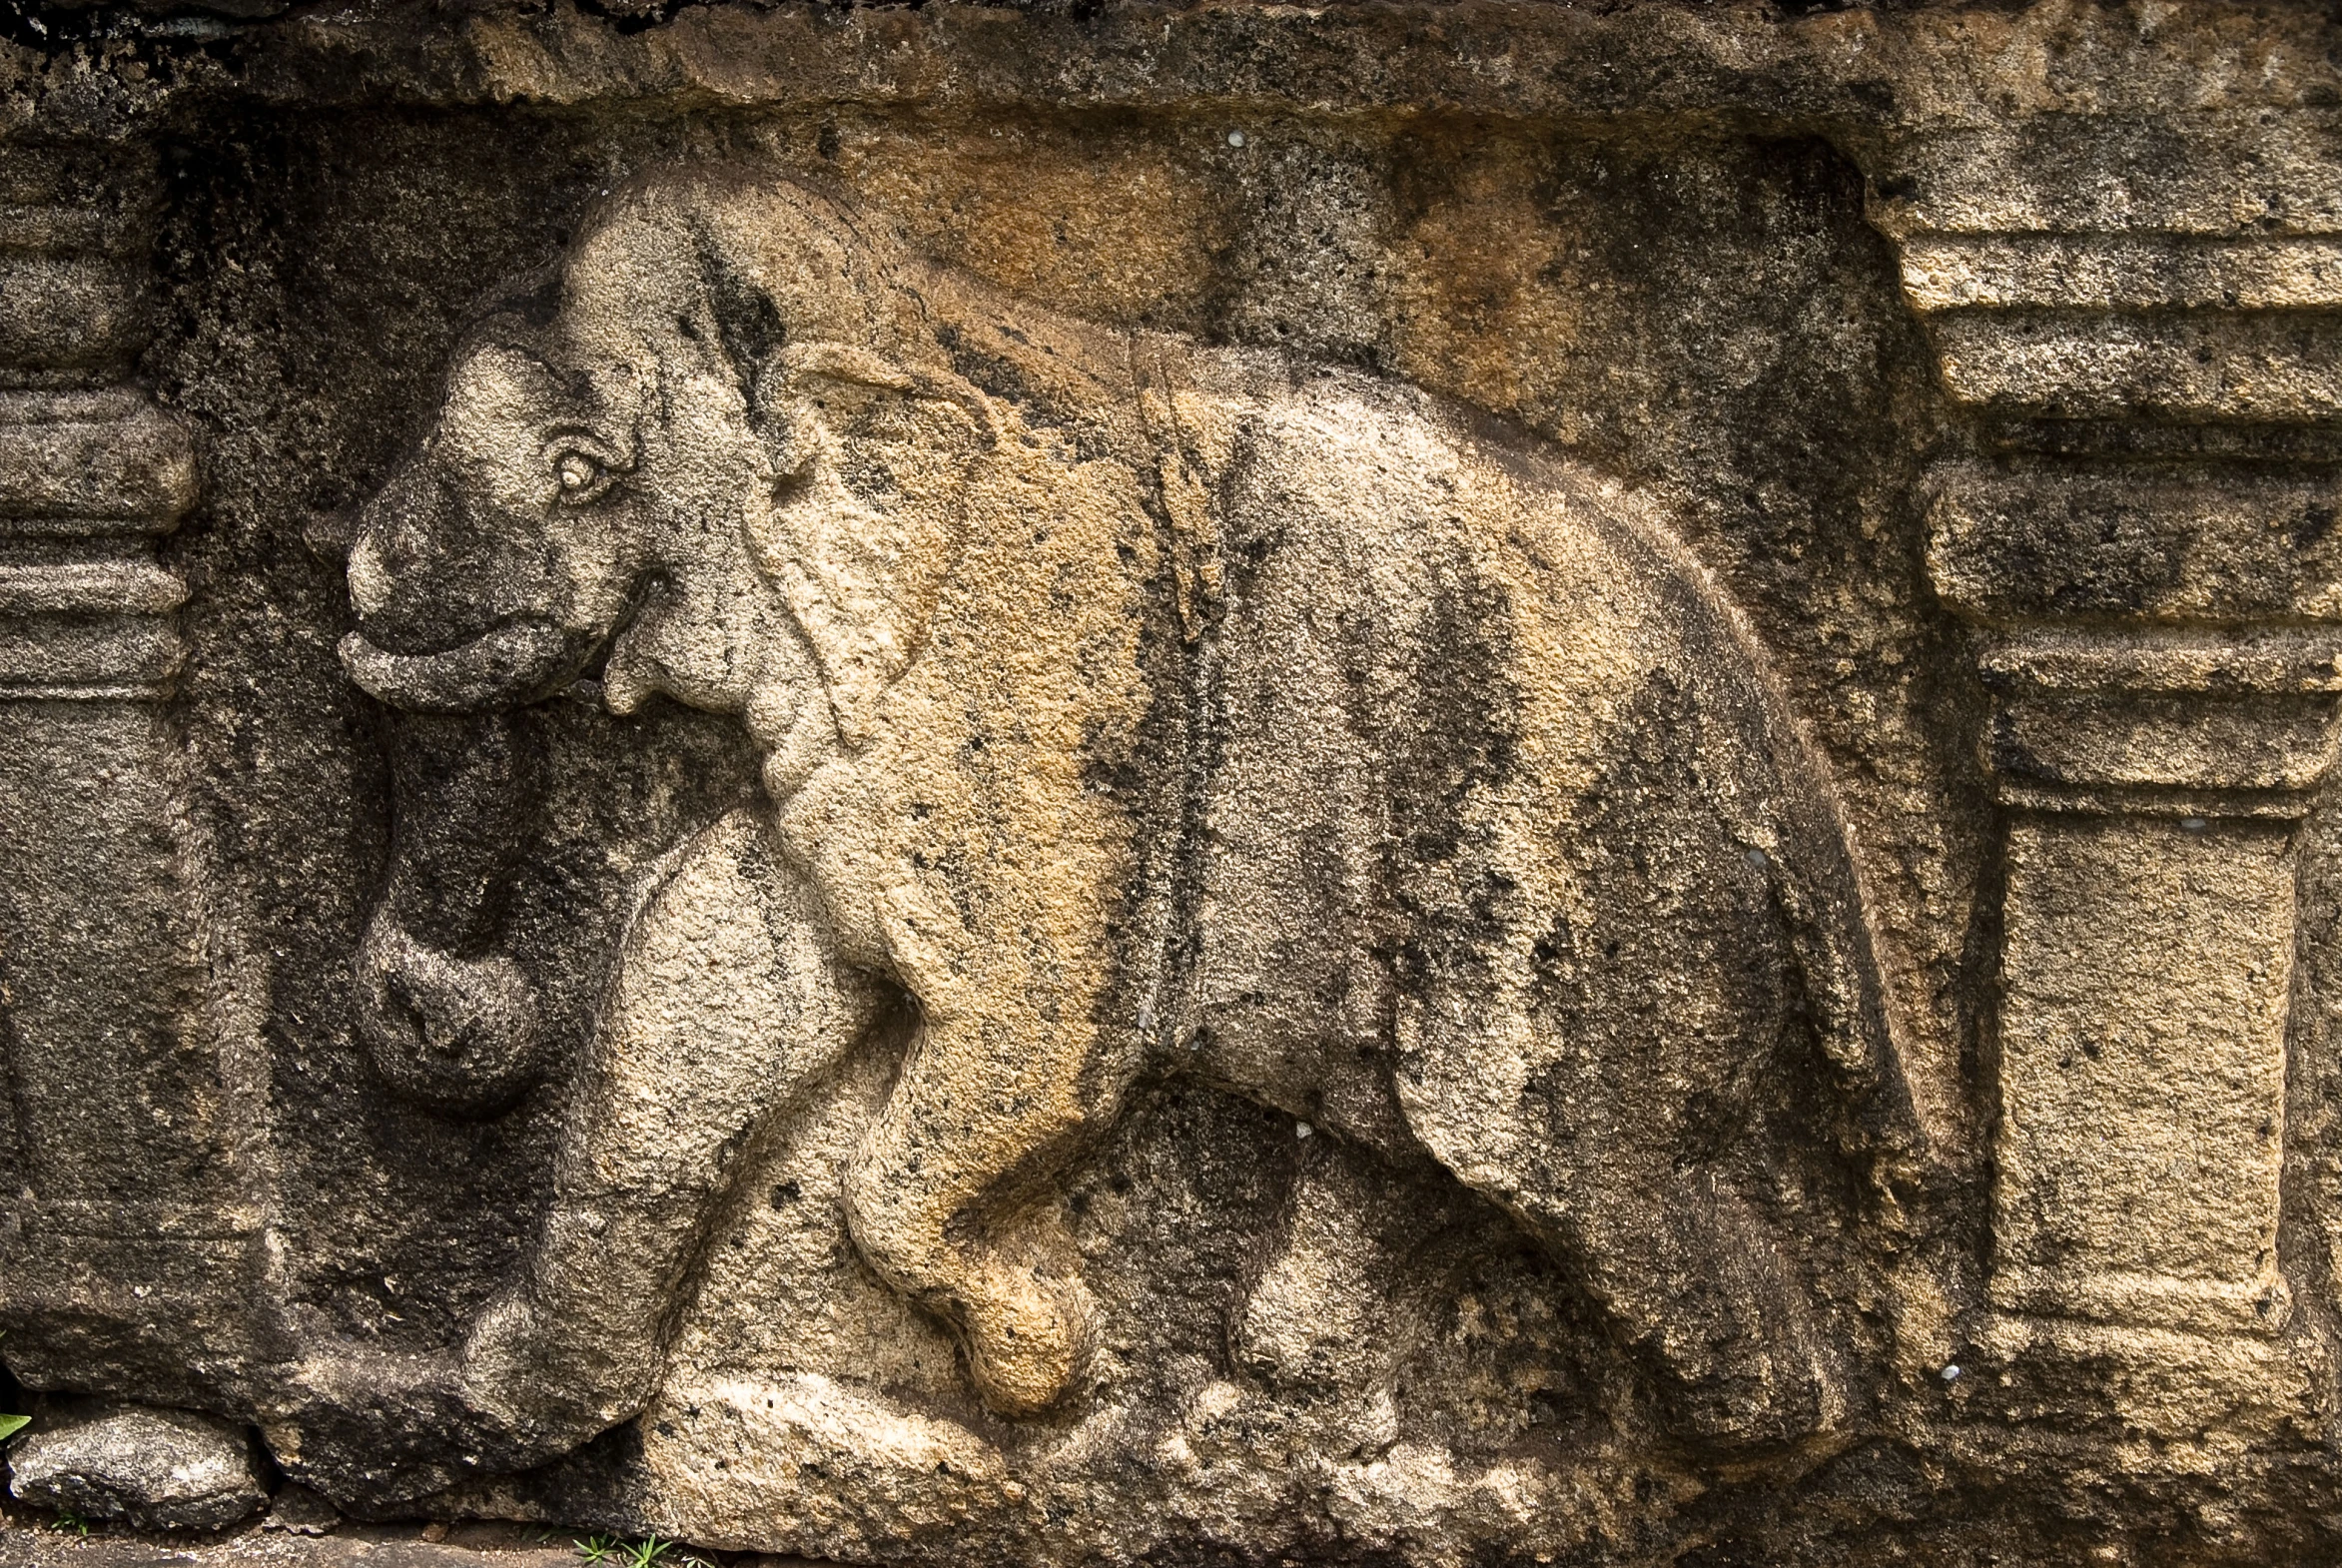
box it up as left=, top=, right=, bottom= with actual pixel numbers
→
left=737, top=342, right=992, bottom=748
left=688, top=186, right=995, bottom=747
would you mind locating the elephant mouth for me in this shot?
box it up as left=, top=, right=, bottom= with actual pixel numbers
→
left=340, top=617, right=583, bottom=713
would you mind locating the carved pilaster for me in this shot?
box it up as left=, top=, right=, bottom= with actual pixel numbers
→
left=0, top=142, right=191, bottom=697
left=0, top=140, right=255, bottom=1406
left=1865, top=113, right=2342, bottom=1427
left=1967, top=627, right=2329, bottom=1322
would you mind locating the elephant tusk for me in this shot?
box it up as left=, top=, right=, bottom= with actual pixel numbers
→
left=340, top=619, right=578, bottom=712
left=303, top=508, right=358, bottom=563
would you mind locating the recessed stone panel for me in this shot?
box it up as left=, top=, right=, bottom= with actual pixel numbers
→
left=5, top=4, right=2342, bottom=1565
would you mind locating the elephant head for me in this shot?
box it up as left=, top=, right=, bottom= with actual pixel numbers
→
left=342, top=171, right=1000, bottom=1108
left=345, top=172, right=998, bottom=754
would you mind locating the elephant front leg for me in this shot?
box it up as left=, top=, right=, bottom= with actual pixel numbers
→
left=458, top=810, right=884, bottom=1462
left=841, top=1000, right=1133, bottom=1418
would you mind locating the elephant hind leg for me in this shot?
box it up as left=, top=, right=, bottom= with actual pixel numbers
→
left=1395, top=1022, right=1852, bottom=1457
left=1554, top=1170, right=1851, bottom=1455
left=839, top=1017, right=1111, bottom=1418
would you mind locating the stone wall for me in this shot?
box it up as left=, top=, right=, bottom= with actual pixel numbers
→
left=5, top=2, right=2342, bottom=1562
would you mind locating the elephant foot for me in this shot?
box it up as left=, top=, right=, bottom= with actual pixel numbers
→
left=457, top=1288, right=664, bottom=1463
left=262, top=1341, right=532, bottom=1512
left=1644, top=1308, right=1849, bottom=1462
left=958, top=1267, right=1095, bottom=1417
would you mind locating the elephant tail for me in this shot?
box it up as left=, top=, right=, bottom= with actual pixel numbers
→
left=1595, top=474, right=1921, bottom=1166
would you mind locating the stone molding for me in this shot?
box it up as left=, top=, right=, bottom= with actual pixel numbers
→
left=0, top=137, right=246, bottom=1411
left=1862, top=111, right=2342, bottom=1418
left=0, top=146, right=194, bottom=699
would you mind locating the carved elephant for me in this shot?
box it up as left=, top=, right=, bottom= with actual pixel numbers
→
left=294, top=165, right=1913, bottom=1504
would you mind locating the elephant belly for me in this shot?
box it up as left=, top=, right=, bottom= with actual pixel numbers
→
left=1182, top=686, right=1414, bottom=1151
left=1179, top=398, right=1456, bottom=1158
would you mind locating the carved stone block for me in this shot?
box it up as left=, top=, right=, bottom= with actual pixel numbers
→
left=5, top=3, right=2342, bottom=1564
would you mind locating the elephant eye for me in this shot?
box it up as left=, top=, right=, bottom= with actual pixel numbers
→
left=552, top=448, right=613, bottom=504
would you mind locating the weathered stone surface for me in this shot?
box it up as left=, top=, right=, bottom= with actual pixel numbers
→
left=9, top=0, right=2342, bottom=1564
left=7, top=1401, right=267, bottom=1532
left=1, top=1516, right=609, bottom=1566
left=261, top=1484, right=343, bottom=1538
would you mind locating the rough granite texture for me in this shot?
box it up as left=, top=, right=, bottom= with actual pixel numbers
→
left=8, top=1401, right=267, bottom=1532
left=6, top=0, right=2342, bottom=1564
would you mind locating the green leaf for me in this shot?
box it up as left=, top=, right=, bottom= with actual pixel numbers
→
left=0, top=1414, right=29, bottom=1442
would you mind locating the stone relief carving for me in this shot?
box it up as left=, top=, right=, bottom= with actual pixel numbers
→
left=13, top=4, right=2342, bottom=1561
left=285, top=166, right=1912, bottom=1509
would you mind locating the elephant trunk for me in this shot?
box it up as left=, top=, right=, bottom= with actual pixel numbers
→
left=340, top=618, right=578, bottom=714
left=357, top=708, right=547, bottom=1118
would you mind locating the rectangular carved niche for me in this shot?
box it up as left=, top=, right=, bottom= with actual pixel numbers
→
left=1992, top=812, right=2294, bottom=1335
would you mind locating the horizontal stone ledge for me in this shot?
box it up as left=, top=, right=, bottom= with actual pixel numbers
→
left=0, top=516, right=195, bottom=540
left=1976, top=624, right=2342, bottom=694
left=1900, top=236, right=2342, bottom=314
left=8, top=1197, right=264, bottom=1243
left=0, top=611, right=182, bottom=692
left=1984, top=686, right=2341, bottom=794
left=1866, top=118, right=2342, bottom=240
left=1991, top=778, right=2323, bottom=819
left=0, top=679, right=178, bottom=701
left=1927, top=308, right=2342, bottom=420
left=0, top=399, right=196, bottom=523
left=1975, top=623, right=2342, bottom=794
left=1970, top=1313, right=2316, bottom=1439
left=0, top=143, right=158, bottom=211
left=0, top=253, right=146, bottom=373
left=1928, top=459, right=2342, bottom=622
left=0, top=561, right=185, bottom=616
left=1976, top=415, right=2342, bottom=462
left=0, top=386, right=150, bottom=421
left=1987, top=1265, right=2291, bottom=1338
left=225, top=0, right=2342, bottom=123
left=0, top=1232, right=268, bottom=1403
left=0, top=204, right=125, bottom=255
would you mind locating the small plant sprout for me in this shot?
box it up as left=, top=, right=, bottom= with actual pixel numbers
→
left=50, top=1508, right=90, bottom=1536
left=0, top=1330, right=29, bottom=1442
left=576, top=1536, right=691, bottom=1567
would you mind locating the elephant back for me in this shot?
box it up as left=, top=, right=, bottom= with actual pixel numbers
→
left=1323, top=396, right=1915, bottom=1456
